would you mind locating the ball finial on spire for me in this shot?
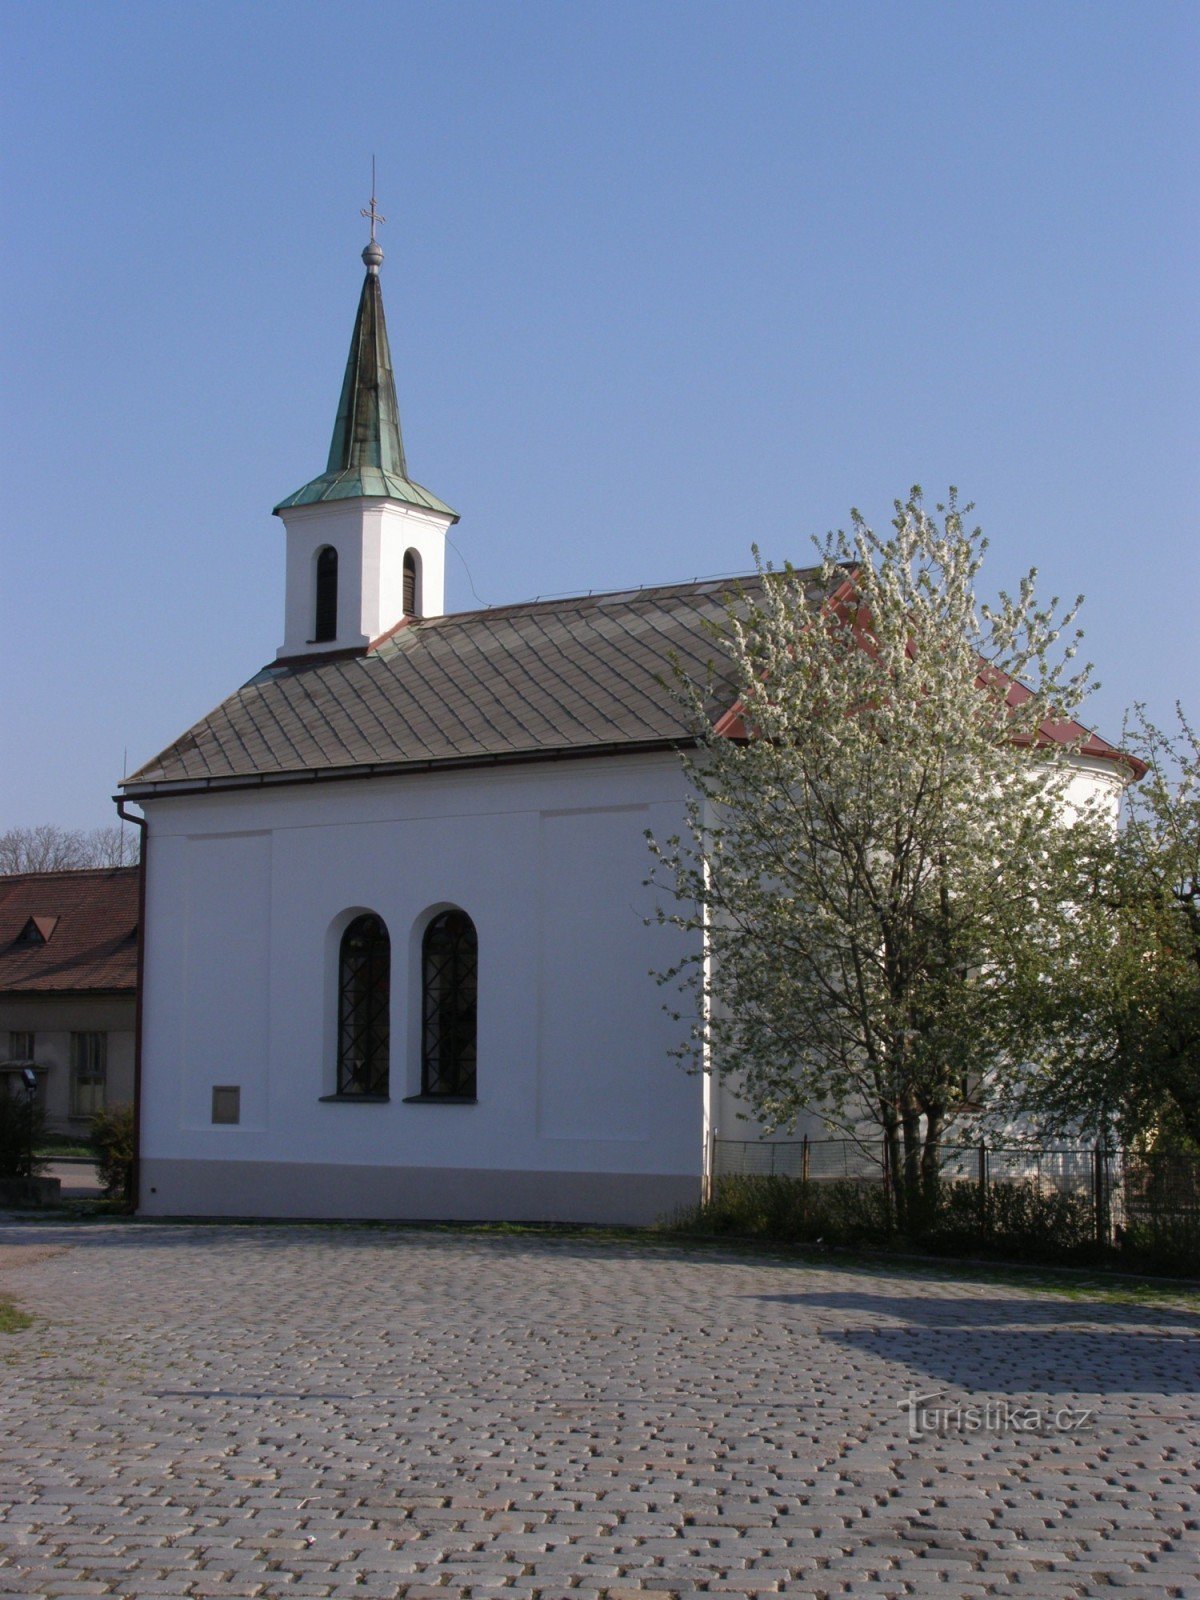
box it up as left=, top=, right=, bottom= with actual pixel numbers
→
left=360, top=158, right=385, bottom=272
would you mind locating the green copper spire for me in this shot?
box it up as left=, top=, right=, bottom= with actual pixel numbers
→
left=326, top=263, right=408, bottom=478
left=274, top=224, right=457, bottom=519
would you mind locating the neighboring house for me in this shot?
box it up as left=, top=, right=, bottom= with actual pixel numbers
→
left=119, top=221, right=1134, bottom=1224
left=0, top=867, right=138, bottom=1132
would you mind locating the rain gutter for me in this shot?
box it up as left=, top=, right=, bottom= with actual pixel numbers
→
left=115, top=798, right=147, bottom=1212
left=118, top=736, right=706, bottom=804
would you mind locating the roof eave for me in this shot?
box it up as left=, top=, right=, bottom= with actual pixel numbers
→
left=272, top=473, right=458, bottom=521
left=0, top=984, right=136, bottom=998
left=116, top=737, right=700, bottom=804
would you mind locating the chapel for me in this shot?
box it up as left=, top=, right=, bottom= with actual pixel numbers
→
left=120, top=216, right=752, bottom=1222
left=120, top=217, right=1132, bottom=1222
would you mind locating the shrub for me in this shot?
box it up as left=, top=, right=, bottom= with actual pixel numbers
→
left=674, top=1162, right=1200, bottom=1271
left=1120, top=1217, right=1200, bottom=1273
left=676, top=1171, right=1115, bottom=1265
left=1120, top=1152, right=1200, bottom=1272
left=680, top=1174, right=894, bottom=1248
left=0, top=1089, right=46, bottom=1179
left=923, top=1179, right=1102, bottom=1262
left=91, top=1104, right=135, bottom=1206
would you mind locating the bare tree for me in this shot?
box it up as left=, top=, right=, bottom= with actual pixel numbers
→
left=85, top=824, right=141, bottom=867
left=0, top=825, right=87, bottom=873
left=0, top=823, right=140, bottom=874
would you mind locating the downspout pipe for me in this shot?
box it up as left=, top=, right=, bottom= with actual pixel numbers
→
left=115, top=798, right=147, bottom=1212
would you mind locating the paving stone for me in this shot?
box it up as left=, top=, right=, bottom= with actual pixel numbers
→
left=0, top=1219, right=1197, bottom=1600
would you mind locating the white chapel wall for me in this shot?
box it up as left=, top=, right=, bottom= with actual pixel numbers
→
left=138, top=752, right=702, bottom=1215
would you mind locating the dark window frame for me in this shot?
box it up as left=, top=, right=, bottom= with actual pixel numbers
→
left=8, top=1031, right=34, bottom=1063
left=314, top=545, right=339, bottom=642
left=403, top=549, right=419, bottom=617
left=336, top=913, right=390, bottom=1097
left=420, top=910, right=477, bottom=1098
left=70, top=1031, right=107, bottom=1118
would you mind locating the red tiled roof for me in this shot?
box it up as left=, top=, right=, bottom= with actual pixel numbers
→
left=713, top=577, right=1144, bottom=777
left=1000, top=677, right=1147, bottom=777
left=0, top=868, right=138, bottom=994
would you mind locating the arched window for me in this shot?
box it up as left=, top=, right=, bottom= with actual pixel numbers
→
left=314, top=546, right=338, bottom=642
left=403, top=549, right=419, bottom=617
left=337, top=914, right=390, bottom=1095
left=421, top=910, right=477, bottom=1097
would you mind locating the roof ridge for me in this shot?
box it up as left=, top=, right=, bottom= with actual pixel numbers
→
left=385, top=572, right=770, bottom=636
left=0, top=865, right=139, bottom=884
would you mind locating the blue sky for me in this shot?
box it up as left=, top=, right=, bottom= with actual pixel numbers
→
left=2, top=0, right=1196, bottom=831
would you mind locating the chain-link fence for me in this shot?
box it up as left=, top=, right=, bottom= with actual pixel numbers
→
left=712, top=1137, right=882, bottom=1182
left=712, top=1136, right=1200, bottom=1259
left=1121, top=1151, right=1200, bottom=1259
left=715, top=1136, right=1108, bottom=1190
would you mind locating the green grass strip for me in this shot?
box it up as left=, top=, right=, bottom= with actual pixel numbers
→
left=0, top=1296, right=33, bottom=1334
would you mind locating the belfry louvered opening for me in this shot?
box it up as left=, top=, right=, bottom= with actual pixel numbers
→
left=314, top=545, right=338, bottom=642
left=403, top=549, right=419, bottom=617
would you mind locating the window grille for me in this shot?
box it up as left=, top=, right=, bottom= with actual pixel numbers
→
left=337, top=914, right=390, bottom=1095
left=421, top=911, right=477, bottom=1097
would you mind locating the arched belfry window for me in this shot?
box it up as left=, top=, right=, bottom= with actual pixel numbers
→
left=337, top=914, right=390, bottom=1095
left=403, top=549, right=420, bottom=618
left=314, top=546, right=338, bottom=642
left=422, top=910, right=477, bottom=1097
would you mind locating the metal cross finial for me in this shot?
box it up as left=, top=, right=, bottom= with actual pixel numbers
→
left=361, top=156, right=385, bottom=241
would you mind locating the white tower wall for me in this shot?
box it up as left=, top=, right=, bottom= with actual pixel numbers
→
left=277, top=498, right=452, bottom=659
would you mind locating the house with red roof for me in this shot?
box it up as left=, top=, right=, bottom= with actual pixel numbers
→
left=0, top=867, right=138, bottom=1132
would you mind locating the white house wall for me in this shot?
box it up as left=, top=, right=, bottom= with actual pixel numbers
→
left=1063, top=756, right=1126, bottom=825
left=0, top=993, right=135, bottom=1133
left=703, top=752, right=1131, bottom=1167
left=138, top=753, right=702, bottom=1223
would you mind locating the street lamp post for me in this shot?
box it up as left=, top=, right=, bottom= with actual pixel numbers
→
left=20, top=1067, right=37, bottom=1181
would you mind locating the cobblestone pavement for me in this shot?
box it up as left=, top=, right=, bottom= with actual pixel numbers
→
left=0, top=1221, right=1197, bottom=1599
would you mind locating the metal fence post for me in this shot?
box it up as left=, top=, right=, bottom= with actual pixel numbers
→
left=801, top=1134, right=810, bottom=1184
left=1093, top=1145, right=1110, bottom=1247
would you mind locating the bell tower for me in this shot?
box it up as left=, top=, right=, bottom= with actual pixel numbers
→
left=273, top=193, right=457, bottom=660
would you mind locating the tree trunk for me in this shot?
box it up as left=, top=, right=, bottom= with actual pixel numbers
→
left=920, top=1108, right=945, bottom=1222
left=882, top=1110, right=904, bottom=1233
left=901, top=1105, right=923, bottom=1234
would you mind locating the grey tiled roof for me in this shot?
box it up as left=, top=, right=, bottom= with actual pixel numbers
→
left=123, top=574, right=824, bottom=795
